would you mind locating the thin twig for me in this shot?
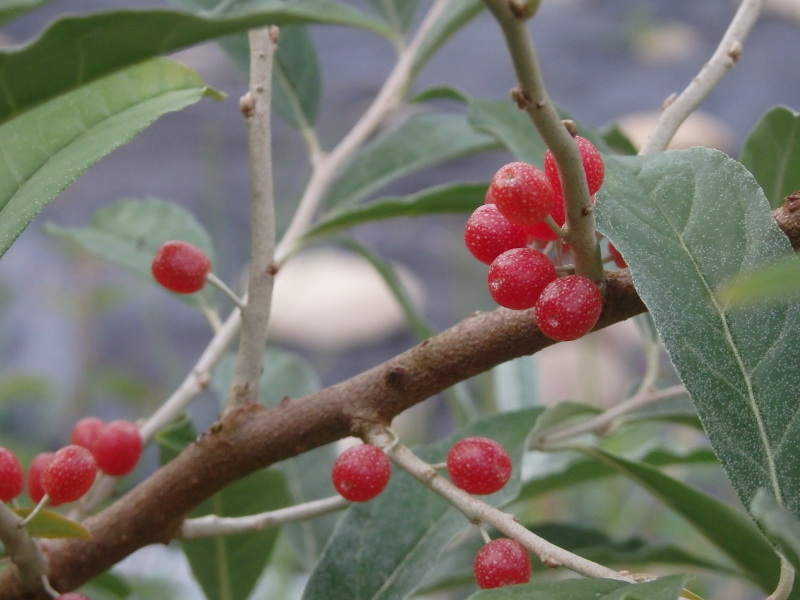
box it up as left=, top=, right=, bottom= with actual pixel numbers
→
left=481, top=0, right=603, bottom=282
left=180, top=495, right=349, bottom=539
left=274, top=0, right=453, bottom=263
left=226, top=27, right=278, bottom=410
left=766, top=555, right=795, bottom=600
left=639, top=0, right=764, bottom=155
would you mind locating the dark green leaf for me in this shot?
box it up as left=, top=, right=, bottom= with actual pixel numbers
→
left=411, top=0, right=484, bottom=76
left=324, top=112, right=498, bottom=208
left=45, top=197, right=216, bottom=308
left=0, top=4, right=390, bottom=124
left=15, top=507, right=91, bottom=539
left=84, top=572, right=134, bottom=599
left=466, top=576, right=688, bottom=600
left=304, top=182, right=485, bottom=245
left=0, top=58, right=218, bottom=259
left=0, top=0, right=54, bottom=26
left=740, top=106, right=800, bottom=208
left=302, top=408, right=543, bottom=600
left=596, top=149, right=800, bottom=533
left=583, top=447, right=779, bottom=591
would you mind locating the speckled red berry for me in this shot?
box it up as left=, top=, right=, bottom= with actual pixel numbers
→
left=490, top=162, right=555, bottom=226
left=151, top=240, right=211, bottom=294
left=465, top=204, right=529, bottom=265
left=55, top=594, right=91, bottom=600
left=473, top=538, right=532, bottom=589
left=92, top=420, right=142, bottom=477
left=27, top=452, right=56, bottom=505
left=525, top=190, right=565, bottom=241
left=0, top=447, right=24, bottom=503
left=608, top=242, right=627, bottom=269
left=487, top=248, right=557, bottom=310
left=535, top=275, right=602, bottom=342
left=332, top=444, right=391, bottom=502
left=446, top=437, right=512, bottom=495
left=41, top=445, right=97, bottom=504
left=544, top=136, right=604, bottom=196
left=70, top=417, right=105, bottom=452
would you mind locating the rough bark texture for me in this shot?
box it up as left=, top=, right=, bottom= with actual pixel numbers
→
left=0, top=199, right=797, bottom=598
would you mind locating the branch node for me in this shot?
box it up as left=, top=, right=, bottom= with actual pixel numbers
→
left=239, top=92, right=256, bottom=118
left=727, top=41, right=743, bottom=61
left=510, top=88, right=531, bottom=109
left=562, top=119, right=578, bottom=137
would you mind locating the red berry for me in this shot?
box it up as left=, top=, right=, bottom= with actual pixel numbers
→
left=525, top=190, right=565, bottom=241
left=446, top=437, right=511, bottom=495
left=0, top=447, right=24, bottom=502
left=464, top=204, right=529, bottom=265
left=544, top=136, right=605, bottom=196
left=151, top=240, right=211, bottom=294
left=27, top=452, right=57, bottom=505
left=487, top=248, right=557, bottom=310
left=56, top=594, right=91, bottom=600
left=473, top=538, right=532, bottom=589
left=41, top=445, right=97, bottom=504
left=92, top=420, right=143, bottom=476
left=490, top=162, right=555, bottom=226
left=332, top=444, right=391, bottom=502
left=535, top=275, right=602, bottom=342
left=70, top=417, right=105, bottom=452
left=608, top=242, right=627, bottom=269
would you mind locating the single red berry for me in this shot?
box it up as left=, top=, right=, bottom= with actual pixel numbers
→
left=55, top=594, right=91, bottom=600
left=92, top=420, right=143, bottom=477
left=70, top=417, right=105, bottom=452
left=544, top=136, right=605, bottom=196
left=28, top=452, right=57, bottom=505
left=535, top=275, right=603, bottom=342
left=41, top=445, right=97, bottom=504
left=446, top=437, right=512, bottom=495
left=487, top=248, right=557, bottom=310
left=608, top=242, right=627, bottom=269
left=465, top=204, right=529, bottom=265
left=151, top=240, right=211, bottom=294
left=473, top=538, right=532, bottom=589
left=0, top=447, right=24, bottom=503
left=490, top=162, right=555, bottom=226
left=332, top=444, right=391, bottom=502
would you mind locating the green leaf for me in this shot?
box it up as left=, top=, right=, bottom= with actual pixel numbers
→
left=752, top=489, right=800, bottom=575
left=0, top=4, right=390, bottom=125
left=740, top=106, right=800, bottom=208
left=719, top=255, right=800, bottom=308
left=324, top=112, right=498, bottom=208
left=0, top=0, right=54, bottom=26
left=492, top=355, right=539, bottom=412
left=583, top=447, right=779, bottom=591
left=466, top=576, right=689, bottom=600
left=0, top=58, right=218, bottom=259
left=156, top=415, right=292, bottom=600
left=14, top=507, right=91, bottom=539
left=45, top=198, right=216, bottom=308
left=303, top=182, right=485, bottom=245
left=596, top=149, right=800, bottom=523
left=411, top=0, right=484, bottom=76
left=302, top=408, right=543, bottom=600
left=365, top=0, right=420, bottom=39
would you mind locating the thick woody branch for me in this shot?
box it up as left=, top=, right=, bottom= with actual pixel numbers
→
left=0, top=200, right=797, bottom=598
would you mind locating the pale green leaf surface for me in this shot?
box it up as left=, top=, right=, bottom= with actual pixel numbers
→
left=302, top=408, right=543, bottom=600
left=584, top=447, right=779, bottom=591
left=752, top=489, right=800, bottom=575
left=45, top=197, right=216, bottom=307
left=740, top=106, right=800, bottom=208
left=0, top=4, right=389, bottom=124
left=411, top=0, right=484, bottom=76
left=720, top=255, right=800, bottom=307
left=365, top=0, right=420, bottom=38
left=492, top=354, right=538, bottom=412
left=0, top=58, right=218, bottom=259
left=324, top=112, right=498, bottom=208
left=596, top=149, right=800, bottom=521
left=466, top=576, right=688, bottom=600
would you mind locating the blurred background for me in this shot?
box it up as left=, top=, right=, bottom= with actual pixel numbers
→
left=0, top=1, right=798, bottom=598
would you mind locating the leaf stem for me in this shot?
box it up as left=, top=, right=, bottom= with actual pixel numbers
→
left=639, top=0, right=764, bottom=155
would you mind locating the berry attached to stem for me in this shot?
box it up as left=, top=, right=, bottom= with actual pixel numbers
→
left=332, top=444, right=392, bottom=502
left=92, top=420, right=143, bottom=477
left=490, top=162, right=555, bottom=226
left=27, top=452, right=56, bottom=505
left=41, top=445, right=97, bottom=504
left=465, top=204, right=529, bottom=265
left=0, top=447, right=24, bottom=503
left=70, top=416, right=105, bottom=452
left=487, top=248, right=557, bottom=310
left=544, top=135, right=605, bottom=196
left=446, top=437, right=512, bottom=495
left=534, top=275, right=603, bottom=342
left=151, top=240, right=212, bottom=294
left=473, top=538, right=532, bottom=589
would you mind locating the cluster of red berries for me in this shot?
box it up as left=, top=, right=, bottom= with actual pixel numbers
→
left=0, top=418, right=142, bottom=508
left=464, top=137, right=607, bottom=341
left=151, top=240, right=211, bottom=294
left=330, top=436, right=530, bottom=589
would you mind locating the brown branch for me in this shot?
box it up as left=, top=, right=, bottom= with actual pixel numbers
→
left=0, top=201, right=797, bottom=598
